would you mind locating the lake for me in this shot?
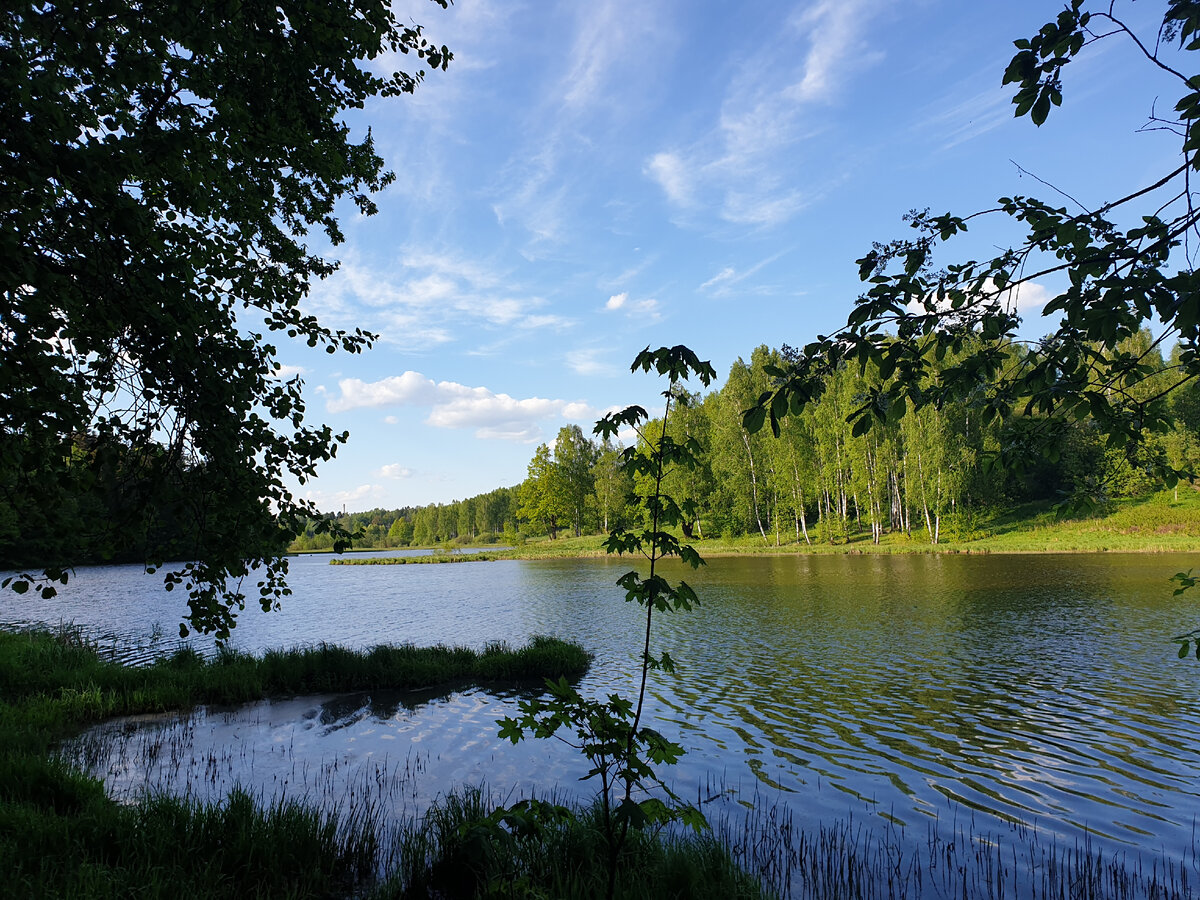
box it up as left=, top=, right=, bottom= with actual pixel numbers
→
left=8, top=550, right=1200, bottom=890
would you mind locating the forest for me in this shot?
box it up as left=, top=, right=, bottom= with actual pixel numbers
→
left=290, top=330, right=1200, bottom=553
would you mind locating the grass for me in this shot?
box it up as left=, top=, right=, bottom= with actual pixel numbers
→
left=374, top=788, right=766, bottom=900
left=4, top=627, right=1194, bottom=897
left=0, top=626, right=591, bottom=898
left=330, top=552, right=502, bottom=565
left=491, top=489, right=1200, bottom=560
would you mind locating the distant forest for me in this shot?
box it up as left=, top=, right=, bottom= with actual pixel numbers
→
left=292, top=332, right=1200, bottom=551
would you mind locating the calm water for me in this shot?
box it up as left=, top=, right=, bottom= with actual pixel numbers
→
left=9, top=551, right=1200, bottom=871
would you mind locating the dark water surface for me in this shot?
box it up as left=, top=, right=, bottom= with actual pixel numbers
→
left=9, top=551, right=1200, bottom=868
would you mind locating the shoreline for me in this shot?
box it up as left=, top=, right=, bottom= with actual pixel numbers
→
left=301, top=491, right=1200, bottom=562
left=313, top=541, right=1200, bottom=565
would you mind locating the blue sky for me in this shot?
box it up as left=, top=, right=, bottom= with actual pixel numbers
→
left=283, top=0, right=1183, bottom=511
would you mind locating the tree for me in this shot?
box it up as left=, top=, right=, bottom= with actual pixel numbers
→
left=0, top=1, right=451, bottom=638
left=592, top=441, right=633, bottom=534
left=518, top=444, right=569, bottom=539
left=553, top=425, right=599, bottom=538
left=750, top=1, right=1200, bottom=516
left=387, top=517, right=413, bottom=547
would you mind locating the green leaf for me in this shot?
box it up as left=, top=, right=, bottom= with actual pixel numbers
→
left=743, top=405, right=767, bottom=434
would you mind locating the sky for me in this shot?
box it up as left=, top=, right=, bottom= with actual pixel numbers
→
left=280, top=0, right=1186, bottom=512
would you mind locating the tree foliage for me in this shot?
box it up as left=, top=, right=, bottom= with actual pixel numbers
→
left=1, top=0, right=450, bottom=637
left=748, top=0, right=1200, bottom=514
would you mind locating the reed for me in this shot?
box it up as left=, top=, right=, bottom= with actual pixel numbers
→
left=0, top=627, right=590, bottom=715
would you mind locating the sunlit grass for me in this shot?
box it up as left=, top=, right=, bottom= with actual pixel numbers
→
left=498, top=489, right=1200, bottom=559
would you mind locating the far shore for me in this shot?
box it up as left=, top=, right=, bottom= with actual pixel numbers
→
left=291, top=491, right=1200, bottom=563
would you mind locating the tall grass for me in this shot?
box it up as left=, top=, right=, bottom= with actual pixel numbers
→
left=373, top=788, right=766, bottom=900
left=717, top=791, right=1197, bottom=900
left=0, top=627, right=590, bottom=714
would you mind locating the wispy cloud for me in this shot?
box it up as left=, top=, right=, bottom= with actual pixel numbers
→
left=305, top=249, right=573, bottom=351
left=600, top=254, right=658, bottom=290
left=788, top=1, right=881, bottom=103
left=646, top=0, right=887, bottom=228
left=490, top=0, right=670, bottom=252
left=698, top=252, right=787, bottom=298
left=327, top=372, right=597, bottom=442
left=916, top=76, right=1014, bottom=151
left=602, top=291, right=660, bottom=320
left=566, top=347, right=620, bottom=377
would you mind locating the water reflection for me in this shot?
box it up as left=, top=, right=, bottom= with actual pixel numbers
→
left=16, top=552, right=1200, bottom=866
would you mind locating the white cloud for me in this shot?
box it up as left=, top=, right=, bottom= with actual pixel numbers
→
left=305, top=250, right=573, bottom=350
left=698, top=252, right=787, bottom=298
left=603, top=292, right=659, bottom=320
left=566, top=347, right=619, bottom=377
left=1001, top=279, right=1052, bottom=314
left=327, top=372, right=597, bottom=442
left=377, top=464, right=414, bottom=479
left=273, top=364, right=307, bottom=380
left=906, top=278, right=1054, bottom=319
left=328, top=371, right=439, bottom=412
left=646, top=0, right=886, bottom=228
left=644, top=153, right=694, bottom=207
left=305, top=483, right=380, bottom=511
left=383, top=415, right=399, bottom=425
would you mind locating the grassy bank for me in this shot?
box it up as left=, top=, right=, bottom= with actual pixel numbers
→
left=497, top=490, right=1200, bottom=560
left=330, top=551, right=502, bottom=565
left=0, top=627, right=592, bottom=898
left=310, top=491, right=1200, bottom=564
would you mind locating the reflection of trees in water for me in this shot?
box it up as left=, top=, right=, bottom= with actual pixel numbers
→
left=661, top=553, right=1200, bottom=845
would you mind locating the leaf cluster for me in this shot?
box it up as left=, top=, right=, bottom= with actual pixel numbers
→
left=1, top=1, right=451, bottom=635
left=745, top=1, right=1200, bottom=516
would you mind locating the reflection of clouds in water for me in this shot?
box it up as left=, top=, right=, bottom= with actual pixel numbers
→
left=61, top=689, right=596, bottom=822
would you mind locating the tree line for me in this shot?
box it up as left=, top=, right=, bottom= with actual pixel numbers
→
left=293, top=329, right=1200, bottom=551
